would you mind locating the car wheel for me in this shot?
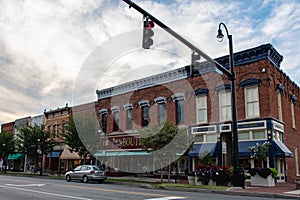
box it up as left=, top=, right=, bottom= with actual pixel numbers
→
left=98, top=180, right=104, bottom=184
left=82, top=176, right=88, bottom=183
left=66, top=175, right=71, bottom=182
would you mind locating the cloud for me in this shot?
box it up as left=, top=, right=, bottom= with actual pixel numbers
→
left=0, top=0, right=299, bottom=125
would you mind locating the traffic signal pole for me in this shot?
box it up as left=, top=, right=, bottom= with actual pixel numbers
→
left=122, top=0, right=233, bottom=78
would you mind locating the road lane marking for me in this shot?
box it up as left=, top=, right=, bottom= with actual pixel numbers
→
left=54, top=183, right=168, bottom=197
left=3, top=185, right=93, bottom=200
left=145, top=197, right=187, bottom=200
left=6, top=183, right=46, bottom=187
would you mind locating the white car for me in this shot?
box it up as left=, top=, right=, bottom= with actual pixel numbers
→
left=65, top=165, right=107, bottom=183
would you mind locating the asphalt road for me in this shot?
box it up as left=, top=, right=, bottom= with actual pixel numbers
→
left=0, top=175, right=290, bottom=200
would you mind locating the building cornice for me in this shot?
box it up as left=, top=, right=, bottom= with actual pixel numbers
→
left=215, top=43, right=283, bottom=69
left=96, top=44, right=283, bottom=100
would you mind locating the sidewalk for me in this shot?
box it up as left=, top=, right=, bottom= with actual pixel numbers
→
left=110, top=175, right=300, bottom=199
left=228, top=182, right=300, bottom=198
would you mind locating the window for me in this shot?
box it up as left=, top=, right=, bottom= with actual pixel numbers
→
left=113, top=111, right=119, bottom=132
left=219, top=91, right=231, bottom=121
left=154, top=97, right=167, bottom=125
left=194, top=134, right=204, bottom=142
left=277, top=93, right=283, bottom=121
left=206, top=133, right=217, bottom=142
left=57, top=124, right=61, bottom=138
left=290, top=94, right=297, bottom=128
left=252, top=130, right=265, bottom=140
left=63, top=123, right=67, bottom=136
left=245, top=86, right=259, bottom=118
left=193, top=133, right=217, bottom=142
left=158, top=103, right=166, bottom=124
left=99, top=109, right=108, bottom=133
left=101, top=113, right=108, bottom=133
left=111, top=106, right=120, bottom=132
left=53, top=125, right=58, bottom=138
left=172, top=93, right=185, bottom=125
left=138, top=100, right=150, bottom=127
left=124, top=103, right=133, bottom=130
left=291, top=102, right=295, bottom=128
left=196, top=96, right=207, bottom=123
left=127, top=108, right=133, bottom=130
left=141, top=106, right=149, bottom=127
left=274, top=131, right=283, bottom=141
left=175, top=100, right=184, bottom=125
left=239, top=132, right=250, bottom=140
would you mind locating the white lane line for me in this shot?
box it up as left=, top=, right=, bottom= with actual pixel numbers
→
left=6, top=184, right=46, bottom=187
left=144, top=197, right=186, bottom=200
left=3, top=185, right=93, bottom=200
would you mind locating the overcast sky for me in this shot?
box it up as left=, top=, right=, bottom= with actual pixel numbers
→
left=0, top=0, right=299, bottom=127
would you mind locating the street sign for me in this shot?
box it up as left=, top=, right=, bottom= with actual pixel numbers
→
left=222, top=142, right=227, bottom=154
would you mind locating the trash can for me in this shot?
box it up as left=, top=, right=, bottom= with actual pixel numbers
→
left=231, top=168, right=245, bottom=189
left=215, top=170, right=227, bottom=186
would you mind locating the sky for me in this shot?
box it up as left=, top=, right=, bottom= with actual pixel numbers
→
left=0, top=0, right=300, bottom=126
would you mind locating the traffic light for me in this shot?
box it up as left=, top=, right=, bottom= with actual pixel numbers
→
left=142, top=17, right=154, bottom=49
left=191, top=52, right=200, bottom=76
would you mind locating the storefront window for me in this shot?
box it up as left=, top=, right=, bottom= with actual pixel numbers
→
left=252, top=130, right=266, bottom=140
left=206, top=133, right=217, bottom=142
left=194, top=134, right=204, bottom=142
left=239, top=131, right=250, bottom=140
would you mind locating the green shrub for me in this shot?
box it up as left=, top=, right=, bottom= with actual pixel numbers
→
left=269, top=168, right=278, bottom=178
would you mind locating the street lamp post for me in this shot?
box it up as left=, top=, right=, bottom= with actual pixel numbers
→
left=37, top=138, right=43, bottom=176
left=2, top=143, right=6, bottom=173
left=217, top=23, right=244, bottom=188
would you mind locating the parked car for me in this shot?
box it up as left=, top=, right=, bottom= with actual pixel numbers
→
left=65, top=165, right=107, bottom=183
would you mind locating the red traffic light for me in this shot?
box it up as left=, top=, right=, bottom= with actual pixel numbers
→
left=147, top=20, right=154, bottom=29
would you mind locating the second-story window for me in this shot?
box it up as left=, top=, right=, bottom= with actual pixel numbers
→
left=172, top=93, right=185, bottom=125
left=277, top=84, right=284, bottom=122
left=123, top=103, right=133, bottom=130
left=142, top=106, right=149, bottom=127
left=196, top=96, right=207, bottom=123
left=290, top=95, right=297, bottom=129
left=111, top=106, right=120, bottom=132
left=154, top=97, right=167, bottom=125
left=245, top=86, right=259, bottom=118
left=219, top=90, right=231, bottom=121
left=99, top=109, right=108, bottom=133
left=138, top=100, right=150, bottom=127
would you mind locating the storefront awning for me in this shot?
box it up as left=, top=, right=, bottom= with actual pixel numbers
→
left=273, top=140, right=294, bottom=157
left=8, top=153, right=24, bottom=160
left=95, top=151, right=149, bottom=157
left=238, top=140, right=265, bottom=157
left=47, top=151, right=61, bottom=158
left=188, top=143, right=217, bottom=158
left=60, top=146, right=81, bottom=160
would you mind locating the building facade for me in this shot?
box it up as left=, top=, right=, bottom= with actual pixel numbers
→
left=91, top=44, right=297, bottom=182
left=44, top=105, right=72, bottom=173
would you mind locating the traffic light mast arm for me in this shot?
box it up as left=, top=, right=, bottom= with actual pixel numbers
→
left=122, top=0, right=232, bottom=78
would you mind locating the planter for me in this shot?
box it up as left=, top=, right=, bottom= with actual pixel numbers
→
left=187, top=176, right=195, bottom=185
left=251, top=174, right=275, bottom=187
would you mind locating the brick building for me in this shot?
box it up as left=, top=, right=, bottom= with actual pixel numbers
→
left=44, top=105, right=74, bottom=173
left=1, top=122, right=14, bottom=134
left=86, top=43, right=297, bottom=182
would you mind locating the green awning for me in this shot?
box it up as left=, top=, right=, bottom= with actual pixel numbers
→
left=8, top=153, right=24, bottom=160
left=95, top=151, right=149, bottom=157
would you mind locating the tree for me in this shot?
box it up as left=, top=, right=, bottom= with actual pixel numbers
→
left=0, top=131, right=15, bottom=173
left=65, top=114, right=101, bottom=164
left=17, top=125, right=56, bottom=175
left=139, top=121, right=190, bottom=182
